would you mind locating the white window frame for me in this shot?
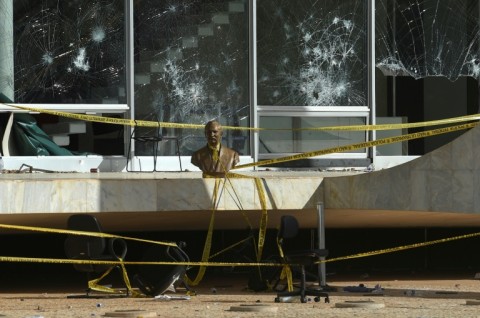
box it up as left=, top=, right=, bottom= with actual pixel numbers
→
left=256, top=106, right=371, bottom=161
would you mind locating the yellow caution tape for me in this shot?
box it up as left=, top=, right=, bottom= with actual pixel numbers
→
left=318, top=231, right=480, bottom=264
left=0, top=230, right=479, bottom=274
left=254, top=177, right=268, bottom=262
left=184, top=178, right=221, bottom=286
left=87, top=260, right=141, bottom=296
left=87, top=267, right=124, bottom=294
left=290, top=113, right=480, bottom=132
left=3, top=103, right=206, bottom=130
left=185, top=157, right=271, bottom=286
left=3, top=102, right=480, bottom=288
left=276, top=236, right=294, bottom=291
left=208, top=235, right=254, bottom=260
left=233, top=121, right=479, bottom=170
left=0, top=223, right=177, bottom=247
left=3, top=103, right=480, bottom=132
left=0, top=255, right=284, bottom=267
left=2, top=103, right=252, bottom=131
left=280, top=265, right=294, bottom=292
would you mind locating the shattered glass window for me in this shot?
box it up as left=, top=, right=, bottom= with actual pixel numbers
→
left=6, top=0, right=126, bottom=104
left=133, top=0, right=250, bottom=157
left=257, top=0, right=368, bottom=106
left=376, top=0, right=480, bottom=80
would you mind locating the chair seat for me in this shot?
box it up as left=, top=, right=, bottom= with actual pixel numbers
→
left=133, top=243, right=191, bottom=297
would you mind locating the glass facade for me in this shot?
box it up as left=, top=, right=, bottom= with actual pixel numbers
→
left=376, top=0, right=480, bottom=81
left=133, top=0, right=250, bottom=157
left=0, top=0, right=478, bottom=166
left=10, top=0, right=126, bottom=104
left=257, top=0, right=368, bottom=106
left=256, top=0, right=369, bottom=160
left=375, top=0, right=479, bottom=155
left=259, top=116, right=367, bottom=155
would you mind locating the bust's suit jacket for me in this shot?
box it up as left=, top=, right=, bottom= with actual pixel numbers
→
left=191, top=144, right=239, bottom=177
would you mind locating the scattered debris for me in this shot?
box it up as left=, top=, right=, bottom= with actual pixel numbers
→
left=229, top=304, right=278, bottom=313
left=466, top=300, right=480, bottom=306
left=103, top=310, right=157, bottom=317
left=154, top=294, right=191, bottom=301
left=335, top=300, right=385, bottom=309
left=343, top=283, right=383, bottom=294
left=435, top=291, right=458, bottom=295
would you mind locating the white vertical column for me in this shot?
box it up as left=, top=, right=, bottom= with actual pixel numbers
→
left=0, top=0, right=14, bottom=102
left=368, top=0, right=377, bottom=164
left=125, top=0, right=135, bottom=169
left=249, top=0, right=258, bottom=166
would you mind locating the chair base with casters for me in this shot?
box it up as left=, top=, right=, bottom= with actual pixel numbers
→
left=274, top=255, right=330, bottom=303
left=64, top=214, right=131, bottom=298
left=273, top=215, right=330, bottom=304
left=132, top=242, right=193, bottom=297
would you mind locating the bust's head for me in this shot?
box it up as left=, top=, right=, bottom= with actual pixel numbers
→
left=205, top=120, right=223, bottom=147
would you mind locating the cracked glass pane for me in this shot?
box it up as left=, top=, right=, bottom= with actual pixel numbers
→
left=134, top=0, right=250, bottom=157
left=0, top=1, right=14, bottom=103
left=376, top=0, right=480, bottom=80
left=5, top=0, right=126, bottom=104
left=257, top=0, right=368, bottom=106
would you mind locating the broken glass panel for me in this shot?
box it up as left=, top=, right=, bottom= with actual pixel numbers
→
left=133, top=0, right=250, bottom=156
left=6, top=0, right=126, bottom=104
left=376, top=0, right=480, bottom=80
left=257, top=0, right=368, bottom=106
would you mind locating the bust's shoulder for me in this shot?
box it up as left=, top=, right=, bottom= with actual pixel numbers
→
left=192, top=145, right=208, bottom=155
left=222, top=146, right=239, bottom=155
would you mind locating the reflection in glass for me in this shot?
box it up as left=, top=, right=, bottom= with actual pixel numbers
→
left=7, top=0, right=126, bottom=104
left=257, top=0, right=368, bottom=106
left=259, top=116, right=366, bottom=155
left=133, top=0, right=250, bottom=156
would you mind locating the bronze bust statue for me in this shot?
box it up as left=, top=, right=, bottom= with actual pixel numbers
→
left=191, top=120, right=239, bottom=177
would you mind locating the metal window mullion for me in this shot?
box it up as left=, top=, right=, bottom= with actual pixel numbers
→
left=125, top=0, right=135, bottom=166
left=368, top=0, right=376, bottom=163
left=250, top=0, right=258, bottom=167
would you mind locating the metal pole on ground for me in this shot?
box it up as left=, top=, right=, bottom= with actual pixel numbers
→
left=317, top=202, right=326, bottom=287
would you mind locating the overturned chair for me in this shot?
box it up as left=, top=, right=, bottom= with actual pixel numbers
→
left=64, top=214, right=133, bottom=297
left=133, top=242, right=192, bottom=297
left=274, top=215, right=330, bottom=303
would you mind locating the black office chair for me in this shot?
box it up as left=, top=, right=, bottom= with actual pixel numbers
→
left=64, top=214, right=130, bottom=297
left=133, top=242, right=192, bottom=297
left=126, top=112, right=182, bottom=172
left=274, top=215, right=330, bottom=303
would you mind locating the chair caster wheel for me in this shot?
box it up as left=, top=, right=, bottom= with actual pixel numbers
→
left=314, top=297, right=320, bottom=302
left=274, top=297, right=280, bottom=303
left=325, top=297, right=330, bottom=303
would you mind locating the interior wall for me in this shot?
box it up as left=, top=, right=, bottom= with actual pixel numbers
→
left=423, top=77, right=478, bottom=153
